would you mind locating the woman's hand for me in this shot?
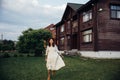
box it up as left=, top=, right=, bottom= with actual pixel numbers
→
left=45, top=58, right=47, bottom=61
left=45, top=56, right=47, bottom=61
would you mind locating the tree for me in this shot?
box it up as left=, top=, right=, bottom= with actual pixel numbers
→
left=0, top=40, right=15, bottom=52
left=17, top=28, right=52, bottom=56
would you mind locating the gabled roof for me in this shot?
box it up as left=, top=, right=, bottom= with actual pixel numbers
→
left=78, top=0, right=98, bottom=12
left=55, top=0, right=99, bottom=27
left=67, top=3, right=83, bottom=11
left=61, top=3, right=83, bottom=21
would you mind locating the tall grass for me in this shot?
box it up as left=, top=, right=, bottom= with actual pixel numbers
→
left=0, top=56, right=120, bottom=80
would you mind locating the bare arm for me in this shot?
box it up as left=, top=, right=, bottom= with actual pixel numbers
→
left=55, top=45, right=64, bottom=58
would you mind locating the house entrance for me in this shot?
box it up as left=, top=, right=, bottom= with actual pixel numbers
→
left=72, top=34, right=77, bottom=49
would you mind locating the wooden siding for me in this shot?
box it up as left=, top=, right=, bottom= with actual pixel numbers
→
left=56, top=0, right=120, bottom=51
left=97, top=0, right=120, bottom=51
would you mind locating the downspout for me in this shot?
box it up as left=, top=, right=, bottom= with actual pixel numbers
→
left=94, top=2, right=98, bottom=51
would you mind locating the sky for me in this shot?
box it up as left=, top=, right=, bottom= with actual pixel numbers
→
left=0, top=0, right=89, bottom=41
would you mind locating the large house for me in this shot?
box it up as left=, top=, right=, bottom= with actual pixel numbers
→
left=55, top=0, right=120, bottom=58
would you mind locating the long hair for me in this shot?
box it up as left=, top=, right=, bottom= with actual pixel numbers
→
left=48, top=38, right=55, bottom=47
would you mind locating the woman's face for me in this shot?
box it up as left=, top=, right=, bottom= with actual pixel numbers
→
left=49, top=39, right=53, bottom=44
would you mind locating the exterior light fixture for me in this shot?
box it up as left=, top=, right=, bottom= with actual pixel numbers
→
left=98, top=8, right=103, bottom=12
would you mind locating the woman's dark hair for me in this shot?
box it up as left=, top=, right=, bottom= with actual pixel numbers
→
left=48, top=38, right=55, bottom=47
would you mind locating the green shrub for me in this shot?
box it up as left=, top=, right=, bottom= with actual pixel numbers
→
left=14, top=54, right=18, bottom=57
left=3, top=52, right=10, bottom=58
left=19, top=54, right=24, bottom=57
left=27, top=54, right=30, bottom=57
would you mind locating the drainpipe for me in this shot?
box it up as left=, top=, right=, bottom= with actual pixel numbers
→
left=94, top=2, right=98, bottom=51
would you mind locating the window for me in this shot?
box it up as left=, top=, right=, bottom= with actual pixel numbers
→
left=83, top=10, right=92, bottom=22
left=60, top=37, right=64, bottom=45
left=67, top=36, right=70, bottom=45
left=67, top=36, right=70, bottom=49
left=72, top=21, right=78, bottom=32
left=50, top=27, right=54, bottom=30
left=72, top=21, right=78, bottom=28
left=110, top=5, right=120, bottom=19
left=82, top=29, right=92, bottom=43
left=67, top=21, right=70, bottom=29
left=60, top=25, right=64, bottom=32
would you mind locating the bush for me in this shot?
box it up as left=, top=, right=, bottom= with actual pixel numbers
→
left=14, top=54, right=18, bottom=57
left=27, top=54, right=30, bottom=57
left=19, top=54, right=24, bottom=57
left=0, top=53, right=3, bottom=58
left=34, top=47, right=44, bottom=57
left=3, top=52, right=10, bottom=58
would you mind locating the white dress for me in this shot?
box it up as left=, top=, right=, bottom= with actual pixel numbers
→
left=45, top=45, right=65, bottom=70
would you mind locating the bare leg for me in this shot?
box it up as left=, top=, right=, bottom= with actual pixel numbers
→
left=52, top=70, right=56, bottom=76
left=47, top=70, right=51, bottom=80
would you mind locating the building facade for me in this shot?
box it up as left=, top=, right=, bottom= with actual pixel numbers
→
left=56, top=0, right=120, bottom=58
left=44, top=24, right=56, bottom=39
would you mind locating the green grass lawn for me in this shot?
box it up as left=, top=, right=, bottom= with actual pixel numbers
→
left=0, top=56, right=120, bottom=80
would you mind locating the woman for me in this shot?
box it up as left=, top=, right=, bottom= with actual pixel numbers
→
left=45, top=38, right=65, bottom=80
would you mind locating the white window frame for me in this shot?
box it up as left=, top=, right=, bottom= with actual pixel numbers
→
left=110, top=5, right=120, bottom=19
left=72, top=20, right=78, bottom=28
left=83, top=10, right=92, bottom=22
left=60, top=25, right=64, bottom=32
left=82, top=29, right=92, bottom=43
left=67, top=21, right=70, bottom=29
left=60, top=37, right=64, bottom=45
